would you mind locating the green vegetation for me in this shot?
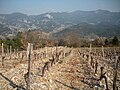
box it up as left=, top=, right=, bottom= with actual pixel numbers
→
left=105, top=39, right=109, bottom=46
left=2, top=36, right=22, bottom=50
left=112, top=36, right=119, bottom=46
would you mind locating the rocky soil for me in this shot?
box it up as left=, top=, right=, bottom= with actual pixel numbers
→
left=0, top=47, right=120, bottom=90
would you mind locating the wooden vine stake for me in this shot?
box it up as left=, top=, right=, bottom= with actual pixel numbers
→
left=26, top=43, right=33, bottom=90
left=55, top=42, right=58, bottom=62
left=7, top=47, right=9, bottom=56
left=113, top=56, right=120, bottom=90
left=1, top=43, right=5, bottom=67
left=89, top=44, right=92, bottom=65
left=46, top=47, right=48, bottom=58
left=16, top=48, right=19, bottom=59
left=51, top=47, right=53, bottom=57
left=102, top=46, right=104, bottom=59
left=94, top=47, right=96, bottom=53
left=10, top=46, right=12, bottom=60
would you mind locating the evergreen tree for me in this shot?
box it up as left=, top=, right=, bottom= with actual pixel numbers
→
left=105, top=39, right=109, bottom=45
left=112, top=36, right=119, bottom=46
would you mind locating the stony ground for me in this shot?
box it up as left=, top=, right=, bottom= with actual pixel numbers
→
left=0, top=48, right=120, bottom=90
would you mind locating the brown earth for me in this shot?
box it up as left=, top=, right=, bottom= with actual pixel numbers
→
left=0, top=48, right=120, bottom=90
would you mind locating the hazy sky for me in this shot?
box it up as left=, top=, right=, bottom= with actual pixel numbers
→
left=0, top=0, right=120, bottom=15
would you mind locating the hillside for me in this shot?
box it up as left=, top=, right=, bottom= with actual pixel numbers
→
left=0, top=10, right=120, bottom=38
left=0, top=24, right=13, bottom=35
left=54, top=22, right=120, bottom=38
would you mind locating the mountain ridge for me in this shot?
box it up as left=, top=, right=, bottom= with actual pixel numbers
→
left=0, top=9, right=120, bottom=37
left=54, top=22, right=120, bottom=38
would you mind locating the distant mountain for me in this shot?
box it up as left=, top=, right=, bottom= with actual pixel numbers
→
left=0, top=10, right=120, bottom=37
left=54, top=22, right=120, bottom=38
left=0, top=24, right=12, bottom=35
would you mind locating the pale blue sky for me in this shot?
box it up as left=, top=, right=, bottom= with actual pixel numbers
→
left=0, top=0, right=120, bottom=15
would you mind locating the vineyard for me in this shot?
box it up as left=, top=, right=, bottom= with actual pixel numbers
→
left=0, top=44, right=120, bottom=90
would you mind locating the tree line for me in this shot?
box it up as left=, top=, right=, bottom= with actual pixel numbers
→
left=0, top=31, right=119, bottom=51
